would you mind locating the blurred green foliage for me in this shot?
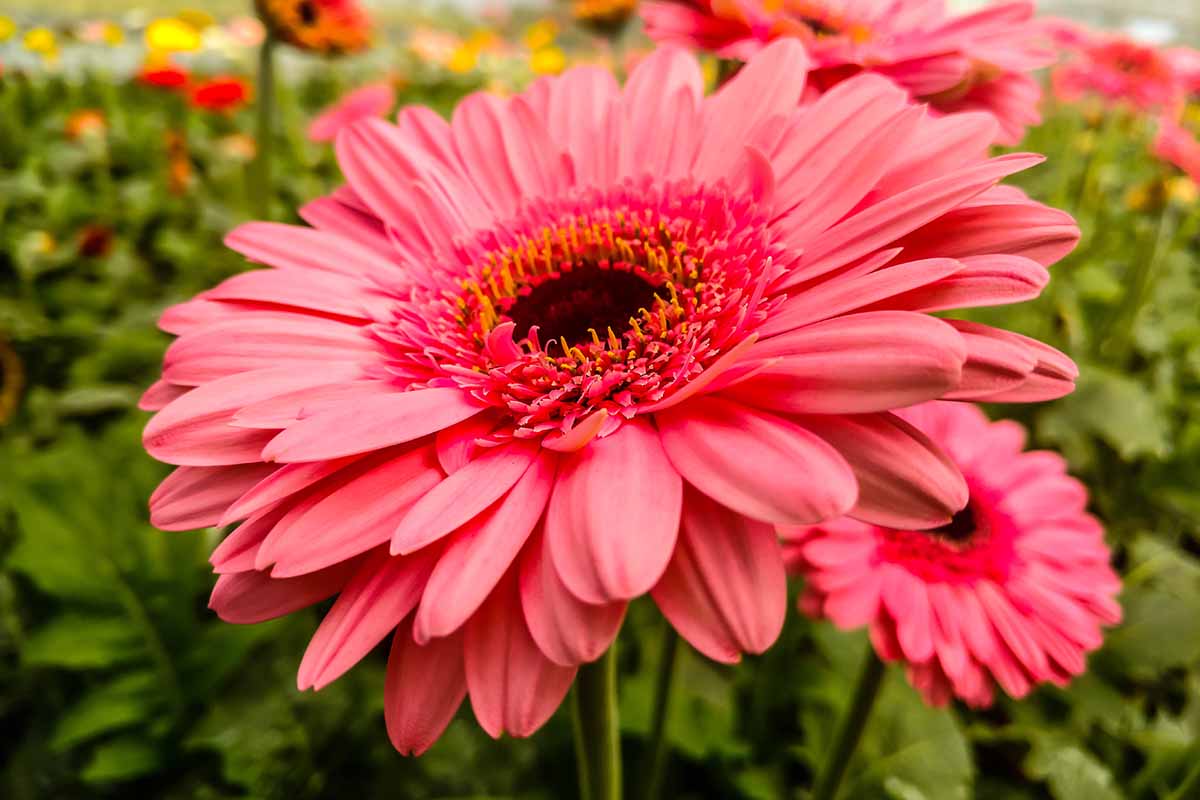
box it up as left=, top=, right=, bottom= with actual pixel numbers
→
left=2, top=55, right=1200, bottom=800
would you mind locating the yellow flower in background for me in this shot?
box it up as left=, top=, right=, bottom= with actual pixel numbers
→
left=146, top=18, right=202, bottom=52
left=1166, top=176, right=1198, bottom=206
left=0, top=16, right=16, bottom=43
left=447, top=44, right=480, bottom=74
left=524, top=18, right=558, bottom=51
left=78, top=20, right=125, bottom=46
left=530, top=46, right=567, bottom=76
left=467, top=28, right=500, bottom=53
left=24, top=27, right=58, bottom=58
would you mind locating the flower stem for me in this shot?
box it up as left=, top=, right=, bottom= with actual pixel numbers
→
left=573, top=642, right=622, bottom=800
left=812, top=646, right=887, bottom=800
left=1103, top=200, right=1178, bottom=362
left=251, top=31, right=276, bottom=219
left=640, top=627, right=680, bottom=800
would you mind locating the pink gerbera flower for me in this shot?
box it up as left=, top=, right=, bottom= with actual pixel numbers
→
left=1152, top=117, right=1200, bottom=183
left=641, top=0, right=1054, bottom=145
left=142, top=42, right=1079, bottom=754
left=308, top=82, right=396, bottom=143
left=783, top=401, right=1121, bottom=708
left=1052, top=33, right=1183, bottom=113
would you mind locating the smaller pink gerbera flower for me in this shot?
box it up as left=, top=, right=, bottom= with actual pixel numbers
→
left=1052, top=34, right=1183, bottom=113
left=782, top=401, right=1121, bottom=708
left=308, top=82, right=396, bottom=143
left=641, top=0, right=1054, bottom=145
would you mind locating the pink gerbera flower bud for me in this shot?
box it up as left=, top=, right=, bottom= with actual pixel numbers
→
left=142, top=42, right=1079, bottom=754
left=783, top=401, right=1121, bottom=708
left=641, top=0, right=1055, bottom=145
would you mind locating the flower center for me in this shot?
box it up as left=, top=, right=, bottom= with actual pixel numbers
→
left=506, top=264, right=662, bottom=348
left=376, top=183, right=784, bottom=438
left=928, top=503, right=978, bottom=544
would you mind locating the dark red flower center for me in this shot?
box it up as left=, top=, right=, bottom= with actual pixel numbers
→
left=505, top=264, right=662, bottom=347
left=928, top=503, right=978, bottom=544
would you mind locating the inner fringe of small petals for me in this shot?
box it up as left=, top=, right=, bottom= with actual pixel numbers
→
left=454, top=212, right=705, bottom=363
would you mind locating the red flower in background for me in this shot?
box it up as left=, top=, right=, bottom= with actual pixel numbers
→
left=139, top=63, right=191, bottom=91
left=189, top=77, right=252, bottom=113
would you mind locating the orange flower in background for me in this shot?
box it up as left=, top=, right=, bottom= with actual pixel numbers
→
left=139, top=62, right=191, bottom=91
left=571, top=0, right=639, bottom=36
left=65, top=109, right=107, bottom=140
left=165, top=130, right=193, bottom=195
left=189, top=76, right=251, bottom=112
left=256, top=0, right=371, bottom=55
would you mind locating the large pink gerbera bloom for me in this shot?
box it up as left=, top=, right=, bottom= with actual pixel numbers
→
left=142, top=42, right=1079, bottom=753
left=783, top=402, right=1121, bottom=708
left=640, top=0, right=1054, bottom=145
left=308, top=82, right=396, bottom=143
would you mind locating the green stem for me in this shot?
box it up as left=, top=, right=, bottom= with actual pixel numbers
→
left=812, top=647, right=887, bottom=800
left=640, top=627, right=680, bottom=800
left=251, top=31, right=276, bottom=219
left=573, top=643, right=622, bottom=800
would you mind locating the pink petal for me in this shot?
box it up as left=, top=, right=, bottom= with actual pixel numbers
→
left=785, top=153, right=1045, bottom=285
left=875, top=254, right=1049, bottom=313
left=434, top=413, right=498, bottom=474
left=220, top=454, right=364, bottom=525
left=150, top=463, right=275, bottom=531
left=261, top=388, right=485, bottom=463
left=208, top=558, right=361, bottom=624
left=545, top=419, right=683, bottom=604
left=385, top=619, right=467, bottom=756
left=414, top=451, right=556, bottom=641
left=139, top=379, right=189, bottom=411
left=657, top=396, right=856, bottom=525
left=758, top=258, right=962, bottom=338
left=144, top=365, right=359, bottom=466
left=694, top=39, right=809, bottom=181
left=464, top=572, right=577, bottom=739
left=392, top=440, right=541, bottom=555
left=728, top=312, right=967, bottom=414
left=652, top=487, right=786, bottom=663
left=163, top=315, right=371, bottom=386
left=210, top=506, right=287, bottom=573
left=939, top=320, right=1038, bottom=400
left=519, top=528, right=626, bottom=667
left=798, top=412, right=968, bottom=529
left=268, top=447, right=443, bottom=577
left=205, top=268, right=383, bottom=321
left=231, top=380, right=396, bottom=430
left=298, top=547, right=439, bottom=691
left=225, top=221, right=399, bottom=280
left=881, top=567, right=935, bottom=662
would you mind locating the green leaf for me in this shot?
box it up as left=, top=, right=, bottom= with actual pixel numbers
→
left=52, top=671, right=159, bottom=750
left=846, top=672, right=973, bottom=800
left=23, top=614, right=141, bottom=669
left=1025, top=737, right=1123, bottom=800
left=1039, top=365, right=1171, bottom=461
left=1101, top=537, right=1200, bottom=678
left=79, top=735, right=163, bottom=785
